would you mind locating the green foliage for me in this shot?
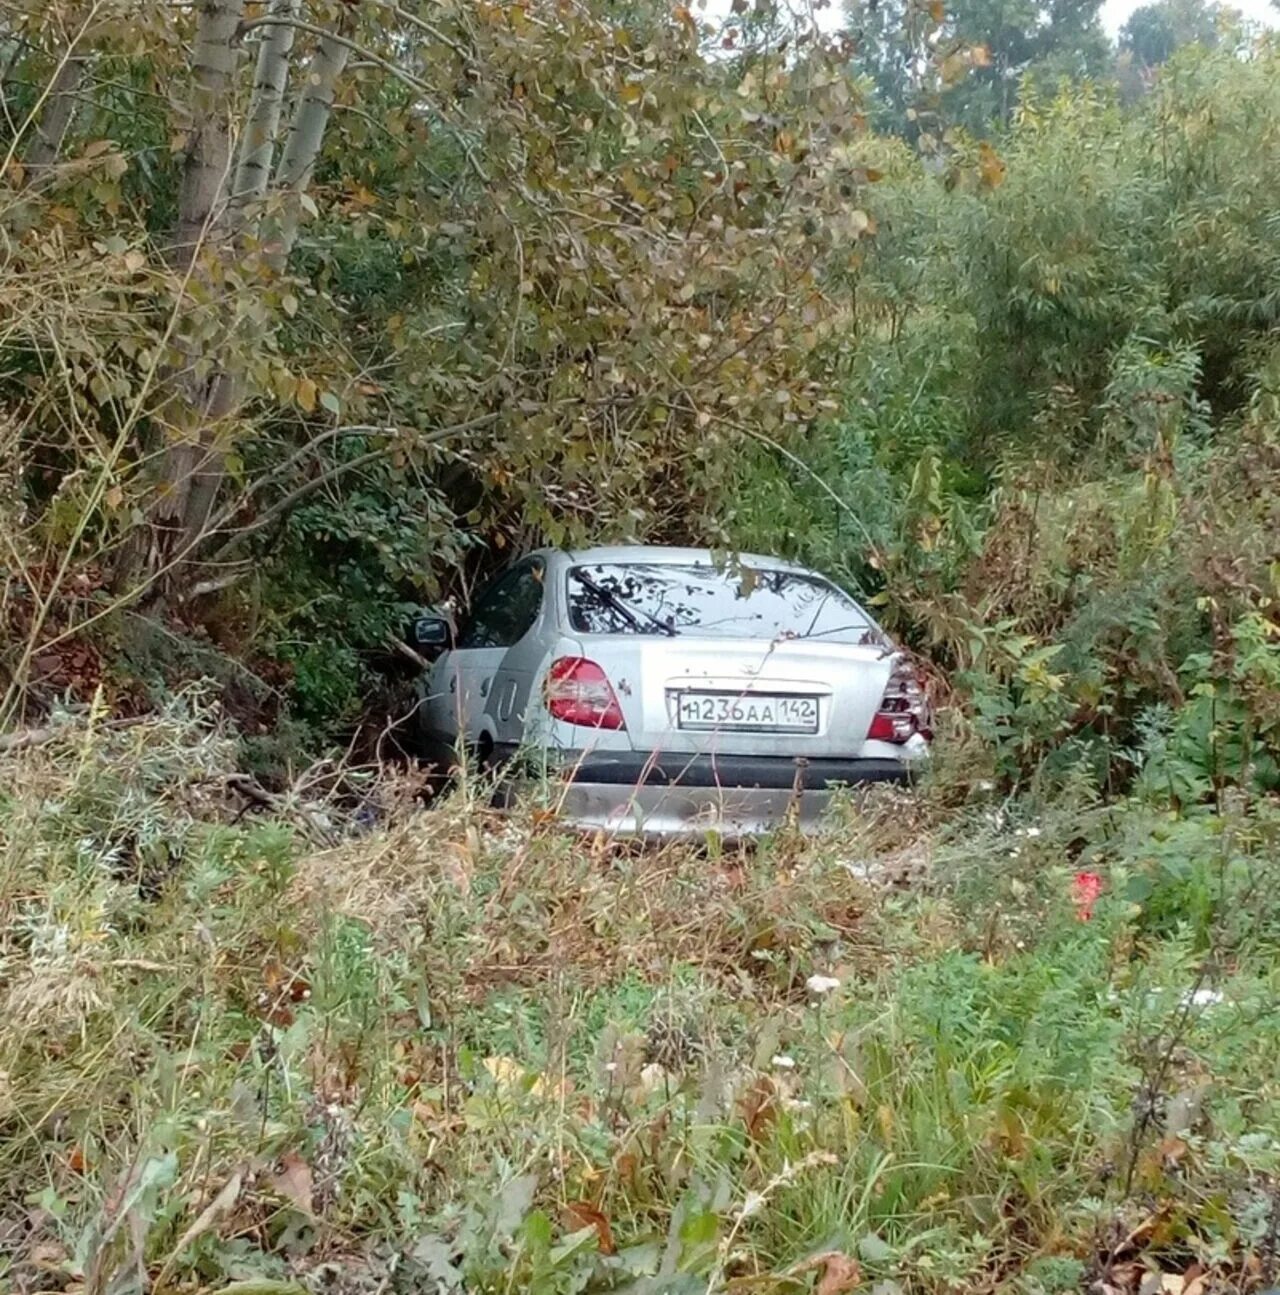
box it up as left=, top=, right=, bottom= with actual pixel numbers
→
left=848, top=0, right=1111, bottom=134
left=728, top=44, right=1280, bottom=796
left=1120, top=0, right=1228, bottom=66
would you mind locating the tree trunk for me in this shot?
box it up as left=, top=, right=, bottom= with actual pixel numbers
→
left=171, top=0, right=244, bottom=269
left=26, top=55, right=87, bottom=171
left=129, top=0, right=245, bottom=590
left=232, top=0, right=298, bottom=221
left=268, top=28, right=350, bottom=267
left=120, top=7, right=353, bottom=596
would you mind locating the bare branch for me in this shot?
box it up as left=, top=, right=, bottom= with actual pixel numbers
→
left=206, top=414, right=499, bottom=556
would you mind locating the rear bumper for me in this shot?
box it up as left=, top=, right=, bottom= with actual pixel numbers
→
left=540, top=751, right=915, bottom=839
left=563, top=751, right=911, bottom=790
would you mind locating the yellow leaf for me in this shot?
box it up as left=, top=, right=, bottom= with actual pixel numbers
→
left=273, top=369, right=298, bottom=402
left=940, top=51, right=967, bottom=84
left=269, top=1152, right=313, bottom=1215
left=482, top=1056, right=525, bottom=1087
left=104, top=485, right=124, bottom=510
left=978, top=142, right=1006, bottom=188
left=621, top=82, right=643, bottom=104
left=296, top=377, right=318, bottom=414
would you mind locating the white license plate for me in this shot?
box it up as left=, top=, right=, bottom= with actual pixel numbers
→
left=673, top=691, right=819, bottom=733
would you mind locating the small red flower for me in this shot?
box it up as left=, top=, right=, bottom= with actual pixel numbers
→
left=1073, top=871, right=1103, bottom=921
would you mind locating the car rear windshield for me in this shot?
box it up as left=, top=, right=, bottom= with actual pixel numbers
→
left=566, top=562, right=877, bottom=642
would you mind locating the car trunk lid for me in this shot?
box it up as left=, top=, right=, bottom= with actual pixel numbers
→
left=593, top=635, right=895, bottom=757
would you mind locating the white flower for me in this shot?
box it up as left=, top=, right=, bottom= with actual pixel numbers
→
left=805, top=974, right=841, bottom=996
left=978, top=780, right=995, bottom=791
left=771, top=1054, right=797, bottom=1069
left=1026, top=827, right=1041, bottom=838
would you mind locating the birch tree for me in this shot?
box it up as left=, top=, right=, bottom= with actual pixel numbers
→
left=2, top=0, right=870, bottom=605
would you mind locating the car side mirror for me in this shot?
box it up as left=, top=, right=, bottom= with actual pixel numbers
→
left=411, top=612, right=454, bottom=654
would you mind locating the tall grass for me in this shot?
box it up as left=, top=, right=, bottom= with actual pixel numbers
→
left=1, top=704, right=1279, bottom=1293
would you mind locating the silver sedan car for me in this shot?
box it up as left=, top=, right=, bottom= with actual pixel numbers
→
left=413, top=545, right=930, bottom=836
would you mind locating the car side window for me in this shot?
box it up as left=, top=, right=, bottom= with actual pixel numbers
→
left=457, top=559, right=545, bottom=650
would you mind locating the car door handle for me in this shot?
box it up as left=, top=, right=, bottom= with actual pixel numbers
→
left=479, top=677, right=490, bottom=698
left=449, top=675, right=456, bottom=693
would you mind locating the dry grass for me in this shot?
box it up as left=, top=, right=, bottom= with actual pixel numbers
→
left=2, top=704, right=1279, bottom=1295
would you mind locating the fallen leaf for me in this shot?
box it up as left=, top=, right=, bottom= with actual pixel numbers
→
left=739, top=1075, right=778, bottom=1141
left=1108, top=1261, right=1144, bottom=1291
left=562, top=1200, right=616, bottom=1254
left=792, top=1251, right=863, bottom=1294
left=27, top=1239, right=68, bottom=1269
left=816, top=1252, right=862, bottom=1294
left=1158, top=1135, right=1189, bottom=1167
left=269, top=1152, right=313, bottom=1214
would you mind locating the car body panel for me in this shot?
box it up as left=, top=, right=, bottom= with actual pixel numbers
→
left=567, top=633, right=895, bottom=758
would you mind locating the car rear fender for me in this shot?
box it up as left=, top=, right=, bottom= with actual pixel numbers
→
left=521, top=633, right=636, bottom=757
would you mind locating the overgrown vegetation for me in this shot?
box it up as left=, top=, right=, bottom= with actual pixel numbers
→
left=2, top=0, right=1279, bottom=1290
left=3, top=704, right=1280, bottom=1294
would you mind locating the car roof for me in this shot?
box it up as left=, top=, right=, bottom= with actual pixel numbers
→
left=544, top=544, right=811, bottom=572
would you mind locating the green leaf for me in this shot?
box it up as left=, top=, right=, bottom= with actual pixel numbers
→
left=494, top=1173, right=538, bottom=1238
left=547, top=1225, right=597, bottom=1267
left=522, top=1208, right=553, bottom=1253
left=858, top=1232, right=895, bottom=1265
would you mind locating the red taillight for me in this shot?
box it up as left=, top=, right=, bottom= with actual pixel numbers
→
left=867, top=657, right=931, bottom=744
left=545, top=657, right=626, bottom=730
